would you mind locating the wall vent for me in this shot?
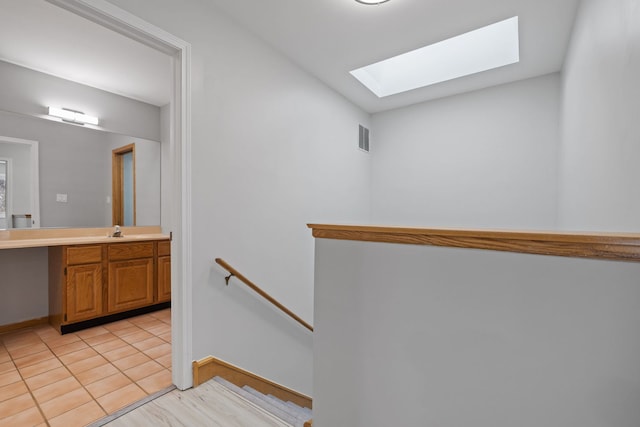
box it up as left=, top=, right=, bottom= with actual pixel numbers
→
left=359, top=124, right=370, bottom=152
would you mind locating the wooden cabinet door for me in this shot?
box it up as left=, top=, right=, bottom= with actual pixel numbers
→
left=108, top=258, right=154, bottom=313
left=157, top=256, right=171, bottom=302
left=66, top=263, right=103, bottom=323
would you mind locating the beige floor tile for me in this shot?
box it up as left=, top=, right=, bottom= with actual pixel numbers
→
left=144, top=323, right=171, bottom=336
left=158, top=332, right=171, bottom=343
left=39, top=387, right=93, bottom=419
left=76, top=362, right=119, bottom=386
left=0, top=380, right=28, bottom=403
left=33, top=324, right=59, bottom=336
left=24, top=366, right=72, bottom=391
left=58, top=347, right=98, bottom=365
left=7, top=342, right=48, bottom=359
left=156, top=353, right=172, bottom=368
left=76, top=326, right=110, bottom=340
left=102, top=345, right=138, bottom=362
left=123, top=360, right=164, bottom=382
left=143, top=342, right=171, bottom=360
left=120, top=330, right=153, bottom=344
left=0, top=370, right=21, bottom=388
left=1, top=332, right=40, bottom=349
left=31, top=376, right=82, bottom=405
left=136, top=369, right=173, bottom=394
left=92, top=338, right=128, bottom=354
left=83, top=332, right=118, bottom=347
left=149, top=308, right=171, bottom=319
left=66, top=354, right=108, bottom=375
left=0, top=393, right=37, bottom=419
left=13, top=349, right=55, bottom=370
left=42, top=333, right=81, bottom=348
left=0, top=406, right=44, bottom=427
left=132, top=337, right=165, bottom=352
left=85, top=372, right=133, bottom=399
left=0, top=361, right=14, bottom=375
left=18, top=357, right=63, bottom=379
left=0, top=311, right=171, bottom=426
left=110, top=326, right=142, bottom=338
left=48, top=400, right=106, bottom=427
left=51, top=340, right=89, bottom=357
left=111, top=352, right=150, bottom=371
left=133, top=319, right=165, bottom=331
left=103, top=320, right=134, bottom=332
left=127, top=315, right=155, bottom=325
left=97, top=383, right=146, bottom=413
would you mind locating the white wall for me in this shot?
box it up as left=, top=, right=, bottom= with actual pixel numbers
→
left=371, top=73, right=561, bottom=230
left=314, top=238, right=640, bottom=427
left=0, top=60, right=161, bottom=141
left=0, top=247, right=48, bottom=325
left=107, top=0, right=371, bottom=395
left=559, top=0, right=640, bottom=231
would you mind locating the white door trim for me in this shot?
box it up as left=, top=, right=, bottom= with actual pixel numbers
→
left=47, top=0, right=193, bottom=390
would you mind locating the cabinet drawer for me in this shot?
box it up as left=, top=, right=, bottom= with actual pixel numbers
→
left=109, top=242, right=154, bottom=261
left=66, top=245, right=103, bottom=265
left=158, top=240, right=171, bottom=257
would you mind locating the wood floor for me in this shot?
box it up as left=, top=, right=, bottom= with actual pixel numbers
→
left=103, top=379, right=293, bottom=427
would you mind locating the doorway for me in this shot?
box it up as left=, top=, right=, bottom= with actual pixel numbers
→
left=112, top=144, right=136, bottom=227
left=48, top=0, right=193, bottom=390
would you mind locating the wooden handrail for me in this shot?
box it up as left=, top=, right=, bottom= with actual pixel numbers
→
left=215, top=258, right=314, bottom=332
left=307, top=224, right=640, bottom=262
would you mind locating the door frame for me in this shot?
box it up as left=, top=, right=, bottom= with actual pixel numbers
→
left=112, top=143, right=137, bottom=227
left=48, top=0, right=193, bottom=390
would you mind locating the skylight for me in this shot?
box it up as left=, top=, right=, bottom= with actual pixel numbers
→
left=350, top=16, right=520, bottom=97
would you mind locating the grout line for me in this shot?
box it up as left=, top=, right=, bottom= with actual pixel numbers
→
left=2, top=339, right=52, bottom=427
left=0, top=309, right=172, bottom=426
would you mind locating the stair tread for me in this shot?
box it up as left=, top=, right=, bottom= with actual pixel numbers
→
left=243, top=386, right=310, bottom=421
left=213, top=377, right=305, bottom=426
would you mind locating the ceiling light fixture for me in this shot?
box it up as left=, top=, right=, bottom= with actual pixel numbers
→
left=355, top=0, right=391, bottom=4
left=48, top=107, right=99, bottom=126
left=350, top=16, right=520, bottom=97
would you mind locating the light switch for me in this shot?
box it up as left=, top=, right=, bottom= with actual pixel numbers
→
left=56, top=193, right=68, bottom=203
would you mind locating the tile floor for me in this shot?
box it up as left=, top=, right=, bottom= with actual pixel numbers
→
left=0, top=309, right=172, bottom=427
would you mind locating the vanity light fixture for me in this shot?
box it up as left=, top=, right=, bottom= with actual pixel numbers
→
left=48, top=107, right=99, bottom=126
left=355, top=0, right=391, bottom=4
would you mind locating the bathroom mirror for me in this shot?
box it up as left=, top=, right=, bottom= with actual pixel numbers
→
left=0, top=113, right=161, bottom=230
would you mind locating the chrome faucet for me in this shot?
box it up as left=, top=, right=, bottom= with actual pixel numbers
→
left=112, top=225, right=122, bottom=237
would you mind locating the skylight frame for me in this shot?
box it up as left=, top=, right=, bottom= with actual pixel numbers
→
left=350, top=16, right=520, bottom=97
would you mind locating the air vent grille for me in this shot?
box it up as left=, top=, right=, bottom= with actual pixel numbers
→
left=359, top=124, right=370, bottom=152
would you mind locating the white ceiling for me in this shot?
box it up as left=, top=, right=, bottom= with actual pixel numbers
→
left=209, top=0, right=581, bottom=113
left=0, top=0, right=580, bottom=113
left=0, top=0, right=172, bottom=107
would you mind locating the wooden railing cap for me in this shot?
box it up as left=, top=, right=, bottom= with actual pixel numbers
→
left=307, top=224, right=640, bottom=262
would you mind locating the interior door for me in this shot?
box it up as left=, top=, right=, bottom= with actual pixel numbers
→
left=112, top=144, right=136, bottom=226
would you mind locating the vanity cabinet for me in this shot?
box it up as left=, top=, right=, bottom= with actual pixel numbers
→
left=65, top=246, right=104, bottom=323
left=108, top=242, right=155, bottom=313
left=49, top=238, right=170, bottom=333
left=157, top=240, right=172, bottom=303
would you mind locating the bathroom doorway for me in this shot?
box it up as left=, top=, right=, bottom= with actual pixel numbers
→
left=112, top=144, right=136, bottom=227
